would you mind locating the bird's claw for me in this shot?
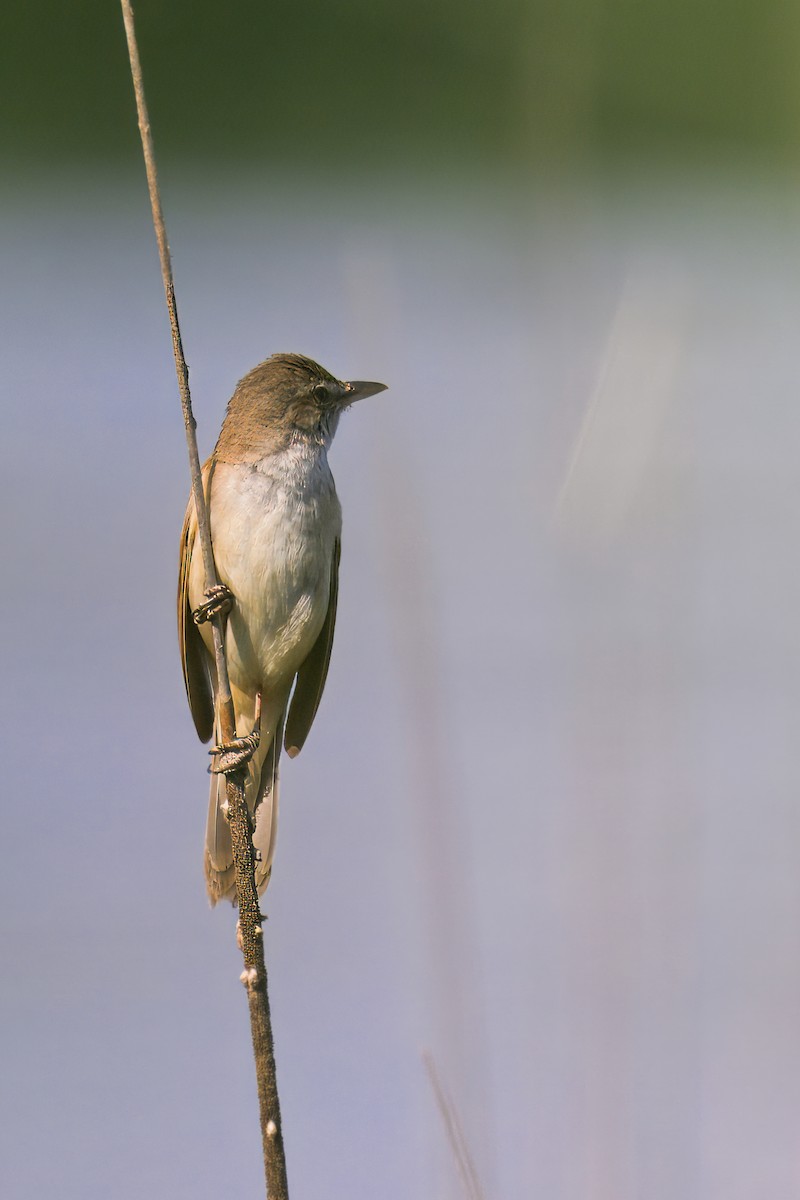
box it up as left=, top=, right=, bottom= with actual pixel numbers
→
left=208, top=729, right=260, bottom=775
left=193, top=584, right=234, bottom=625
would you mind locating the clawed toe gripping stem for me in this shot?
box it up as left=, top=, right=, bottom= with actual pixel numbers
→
left=208, top=693, right=262, bottom=776
left=193, top=583, right=233, bottom=625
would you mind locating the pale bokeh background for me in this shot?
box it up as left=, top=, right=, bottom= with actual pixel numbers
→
left=3, top=3, right=800, bottom=1198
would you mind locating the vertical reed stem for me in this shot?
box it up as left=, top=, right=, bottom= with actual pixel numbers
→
left=119, top=6, right=289, bottom=1195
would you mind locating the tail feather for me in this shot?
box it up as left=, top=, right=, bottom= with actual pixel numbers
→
left=205, top=766, right=233, bottom=873
left=204, top=708, right=286, bottom=906
left=252, top=711, right=284, bottom=894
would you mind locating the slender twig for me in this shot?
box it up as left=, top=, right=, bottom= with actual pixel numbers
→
left=119, top=5, right=288, bottom=1197
left=423, top=1051, right=486, bottom=1200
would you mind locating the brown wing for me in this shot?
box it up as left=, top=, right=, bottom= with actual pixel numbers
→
left=284, top=537, right=340, bottom=757
left=177, top=462, right=215, bottom=743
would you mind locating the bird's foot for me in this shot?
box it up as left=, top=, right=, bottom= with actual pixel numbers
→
left=193, top=583, right=233, bottom=625
left=208, top=729, right=260, bottom=775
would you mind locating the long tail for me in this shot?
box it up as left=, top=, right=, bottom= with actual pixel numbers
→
left=204, top=708, right=286, bottom=906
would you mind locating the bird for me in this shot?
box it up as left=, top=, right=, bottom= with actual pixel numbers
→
left=178, top=352, right=387, bottom=904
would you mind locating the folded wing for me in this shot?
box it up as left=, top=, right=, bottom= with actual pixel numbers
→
left=177, top=462, right=215, bottom=743
left=284, top=537, right=341, bottom=757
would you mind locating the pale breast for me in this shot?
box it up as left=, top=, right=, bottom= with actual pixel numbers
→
left=191, top=445, right=341, bottom=691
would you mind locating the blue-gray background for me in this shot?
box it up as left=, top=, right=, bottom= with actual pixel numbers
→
left=3, top=4, right=800, bottom=1199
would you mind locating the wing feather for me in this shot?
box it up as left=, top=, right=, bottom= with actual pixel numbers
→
left=284, top=538, right=340, bottom=756
left=178, top=462, right=215, bottom=743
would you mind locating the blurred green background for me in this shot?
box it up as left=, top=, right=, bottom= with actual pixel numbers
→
left=2, top=0, right=797, bottom=170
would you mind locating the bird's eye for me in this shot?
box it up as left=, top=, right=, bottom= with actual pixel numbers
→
left=313, top=383, right=330, bottom=403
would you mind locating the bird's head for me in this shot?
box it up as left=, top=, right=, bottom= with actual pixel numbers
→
left=216, top=352, right=387, bottom=460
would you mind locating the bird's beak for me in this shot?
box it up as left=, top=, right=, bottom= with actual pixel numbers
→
left=342, top=379, right=388, bottom=404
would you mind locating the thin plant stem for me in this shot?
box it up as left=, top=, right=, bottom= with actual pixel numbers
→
left=423, top=1051, right=486, bottom=1200
left=119, top=4, right=289, bottom=1196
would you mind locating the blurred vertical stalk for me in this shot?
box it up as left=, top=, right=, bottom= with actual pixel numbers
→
left=344, top=246, right=494, bottom=1195
left=423, top=1051, right=486, bottom=1200
left=119, top=5, right=288, bottom=1197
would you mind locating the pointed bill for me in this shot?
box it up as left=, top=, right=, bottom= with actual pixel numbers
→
left=342, top=379, right=388, bottom=403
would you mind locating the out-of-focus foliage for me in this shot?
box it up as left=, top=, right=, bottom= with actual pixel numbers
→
left=1, top=0, right=798, bottom=169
